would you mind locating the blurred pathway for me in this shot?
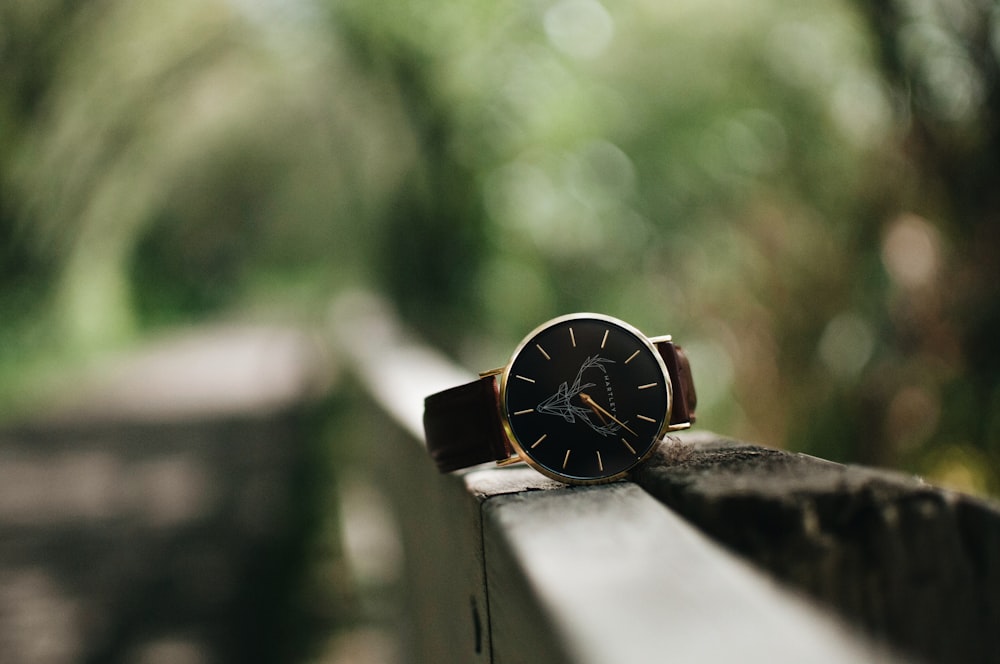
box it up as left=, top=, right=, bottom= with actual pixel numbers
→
left=0, top=325, right=333, bottom=664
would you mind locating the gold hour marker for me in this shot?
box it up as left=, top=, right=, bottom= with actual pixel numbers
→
left=514, top=408, right=534, bottom=416
left=536, top=344, right=551, bottom=360
left=622, top=438, right=636, bottom=454
left=624, top=350, right=640, bottom=364
left=638, top=382, right=657, bottom=390
left=601, top=329, right=609, bottom=348
left=562, top=449, right=572, bottom=469
left=516, top=375, right=536, bottom=383
left=569, top=327, right=576, bottom=347
left=532, top=434, right=547, bottom=448
left=637, top=414, right=656, bottom=423
left=596, top=450, right=604, bottom=472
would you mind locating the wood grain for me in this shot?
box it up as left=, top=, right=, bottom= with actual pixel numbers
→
left=634, top=434, right=1000, bottom=664
left=482, top=481, right=893, bottom=664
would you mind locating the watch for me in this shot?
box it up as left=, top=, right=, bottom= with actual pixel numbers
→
left=423, top=313, right=697, bottom=485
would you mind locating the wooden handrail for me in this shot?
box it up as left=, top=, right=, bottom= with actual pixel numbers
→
left=330, top=294, right=946, bottom=663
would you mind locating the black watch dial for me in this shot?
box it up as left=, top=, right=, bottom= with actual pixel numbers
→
left=501, top=314, right=671, bottom=483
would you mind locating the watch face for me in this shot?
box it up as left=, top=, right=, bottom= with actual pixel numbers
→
left=500, top=314, right=672, bottom=484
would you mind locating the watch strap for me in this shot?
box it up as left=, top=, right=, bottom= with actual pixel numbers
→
left=423, top=376, right=511, bottom=473
left=657, top=341, right=698, bottom=425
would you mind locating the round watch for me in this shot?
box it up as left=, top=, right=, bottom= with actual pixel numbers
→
left=423, top=313, right=697, bottom=485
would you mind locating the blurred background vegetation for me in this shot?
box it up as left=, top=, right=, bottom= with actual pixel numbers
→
left=2, top=0, right=1000, bottom=661
left=4, top=0, right=997, bottom=492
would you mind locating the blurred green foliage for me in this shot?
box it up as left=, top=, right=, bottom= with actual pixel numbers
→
left=1, top=0, right=998, bottom=494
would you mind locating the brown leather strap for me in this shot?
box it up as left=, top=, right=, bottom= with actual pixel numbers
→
left=656, top=341, right=697, bottom=425
left=423, top=376, right=511, bottom=473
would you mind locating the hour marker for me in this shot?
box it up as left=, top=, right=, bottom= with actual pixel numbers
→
left=601, top=329, right=609, bottom=349
left=637, top=414, right=656, bottom=423
left=638, top=382, right=657, bottom=390
left=531, top=434, right=547, bottom=448
left=622, top=438, right=636, bottom=454
left=624, top=350, right=640, bottom=364
left=536, top=344, right=551, bottom=360
left=514, top=408, right=534, bottom=416
left=562, top=449, right=572, bottom=469
left=516, top=375, right=536, bottom=383
left=569, top=327, right=576, bottom=347
left=596, top=450, right=604, bottom=472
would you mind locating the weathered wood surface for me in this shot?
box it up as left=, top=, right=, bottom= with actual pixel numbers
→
left=634, top=436, right=1000, bottom=664
left=481, top=475, right=899, bottom=664
left=360, top=418, right=906, bottom=663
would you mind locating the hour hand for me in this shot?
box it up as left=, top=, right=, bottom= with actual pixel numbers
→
left=580, top=393, right=638, bottom=436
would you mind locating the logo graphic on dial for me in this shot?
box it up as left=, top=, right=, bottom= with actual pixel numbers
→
left=535, top=355, right=622, bottom=437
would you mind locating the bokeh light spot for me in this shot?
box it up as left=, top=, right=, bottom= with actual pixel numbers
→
left=544, top=0, right=614, bottom=60
left=885, top=384, right=941, bottom=452
left=818, top=312, right=874, bottom=379
left=881, top=213, right=941, bottom=289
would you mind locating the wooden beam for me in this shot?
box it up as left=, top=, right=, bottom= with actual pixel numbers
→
left=633, top=434, right=1000, bottom=664
left=482, top=480, right=893, bottom=664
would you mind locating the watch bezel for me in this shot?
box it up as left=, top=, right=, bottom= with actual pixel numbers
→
left=498, top=313, right=674, bottom=485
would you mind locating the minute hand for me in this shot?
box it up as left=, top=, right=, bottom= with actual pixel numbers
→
left=580, top=393, right=638, bottom=437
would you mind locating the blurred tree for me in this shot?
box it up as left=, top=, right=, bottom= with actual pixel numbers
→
left=848, top=0, right=1000, bottom=489
left=0, top=0, right=413, bottom=360
left=0, top=0, right=83, bottom=361
left=0, top=0, right=996, bottom=493
left=327, top=0, right=999, bottom=493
